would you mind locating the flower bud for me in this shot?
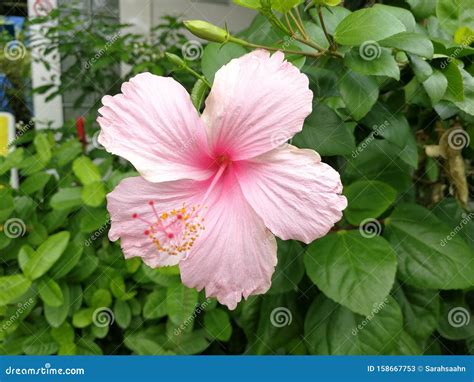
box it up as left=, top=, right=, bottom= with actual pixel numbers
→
left=184, top=20, right=230, bottom=43
left=165, top=52, right=186, bottom=68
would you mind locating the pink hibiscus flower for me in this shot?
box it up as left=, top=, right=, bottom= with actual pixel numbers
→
left=97, top=50, right=347, bottom=309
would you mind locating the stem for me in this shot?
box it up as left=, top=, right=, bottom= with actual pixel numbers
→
left=284, top=14, right=295, bottom=35
left=244, top=41, right=324, bottom=58
left=186, top=67, right=211, bottom=88
left=317, top=5, right=335, bottom=51
left=288, top=10, right=308, bottom=40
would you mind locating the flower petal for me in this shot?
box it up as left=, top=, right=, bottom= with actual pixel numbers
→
left=107, top=176, right=207, bottom=267
left=235, top=145, right=347, bottom=244
left=98, top=73, right=214, bottom=183
left=201, top=50, right=313, bottom=160
left=179, top=170, right=277, bottom=310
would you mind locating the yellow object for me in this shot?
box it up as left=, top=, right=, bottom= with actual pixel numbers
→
left=0, top=114, right=9, bottom=157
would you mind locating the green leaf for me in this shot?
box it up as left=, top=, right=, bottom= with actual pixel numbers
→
left=334, top=7, right=406, bottom=46
left=50, top=187, right=83, bottom=210
left=33, top=134, right=52, bottom=164
left=0, top=189, right=14, bottom=221
left=45, top=283, right=70, bottom=328
left=114, top=299, right=132, bottom=329
left=436, top=0, right=474, bottom=35
left=51, top=322, right=75, bottom=345
left=166, top=284, right=198, bottom=326
left=380, top=32, right=434, bottom=58
left=304, top=295, right=402, bottom=354
left=390, top=331, right=423, bottom=355
left=90, top=289, right=112, bottom=308
left=48, top=236, right=84, bottom=279
left=201, top=42, right=247, bottom=83
left=81, top=182, right=106, bottom=207
left=393, top=284, right=440, bottom=341
left=233, top=0, right=260, bottom=9
left=191, top=79, right=209, bottom=110
left=269, top=239, right=305, bottom=294
left=344, top=47, right=400, bottom=80
left=271, top=0, right=304, bottom=13
left=0, top=274, right=31, bottom=306
left=292, top=104, right=355, bottom=155
left=21, top=173, right=52, bottom=195
left=309, top=7, right=351, bottom=36
left=204, top=308, right=232, bottom=341
left=23, top=231, right=70, bottom=280
left=373, top=4, right=416, bottom=32
left=344, top=140, right=412, bottom=193
left=23, top=332, right=58, bottom=355
left=37, top=276, right=64, bottom=307
left=338, top=72, right=379, bottom=120
left=437, top=294, right=474, bottom=340
left=442, top=62, right=464, bottom=102
left=72, top=308, right=94, bottom=328
left=305, top=231, right=397, bottom=315
left=143, top=289, right=167, bottom=319
left=423, top=70, right=448, bottom=104
left=343, top=180, right=397, bottom=225
left=72, top=156, right=101, bottom=185
left=385, top=203, right=474, bottom=289
left=124, top=333, right=168, bottom=355
left=406, top=0, right=436, bottom=19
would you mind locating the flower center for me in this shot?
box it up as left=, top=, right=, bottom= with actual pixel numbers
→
left=132, top=201, right=205, bottom=257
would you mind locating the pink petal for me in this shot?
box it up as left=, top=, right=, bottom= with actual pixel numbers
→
left=235, top=145, right=347, bottom=244
left=98, top=73, right=214, bottom=183
left=107, top=176, right=208, bottom=267
left=179, top=169, right=277, bottom=310
left=201, top=50, right=313, bottom=160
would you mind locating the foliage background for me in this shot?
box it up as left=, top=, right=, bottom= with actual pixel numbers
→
left=0, top=0, right=473, bottom=355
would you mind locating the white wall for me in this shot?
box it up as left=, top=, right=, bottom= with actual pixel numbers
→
left=27, top=0, right=64, bottom=129
left=120, top=0, right=254, bottom=35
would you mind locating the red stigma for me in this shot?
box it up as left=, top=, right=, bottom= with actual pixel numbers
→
left=177, top=214, right=183, bottom=220
left=144, top=230, right=150, bottom=235
left=132, top=213, right=138, bottom=219
left=167, top=233, right=174, bottom=239
left=148, top=201, right=154, bottom=206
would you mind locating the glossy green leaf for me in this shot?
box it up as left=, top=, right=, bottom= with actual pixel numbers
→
left=385, top=203, right=474, bottom=289
left=334, top=7, right=406, bottom=45
left=305, top=231, right=397, bottom=315
left=23, top=231, right=70, bottom=280
left=343, top=180, right=397, bottom=225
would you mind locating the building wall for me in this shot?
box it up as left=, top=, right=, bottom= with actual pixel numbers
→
left=120, top=0, right=255, bottom=35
